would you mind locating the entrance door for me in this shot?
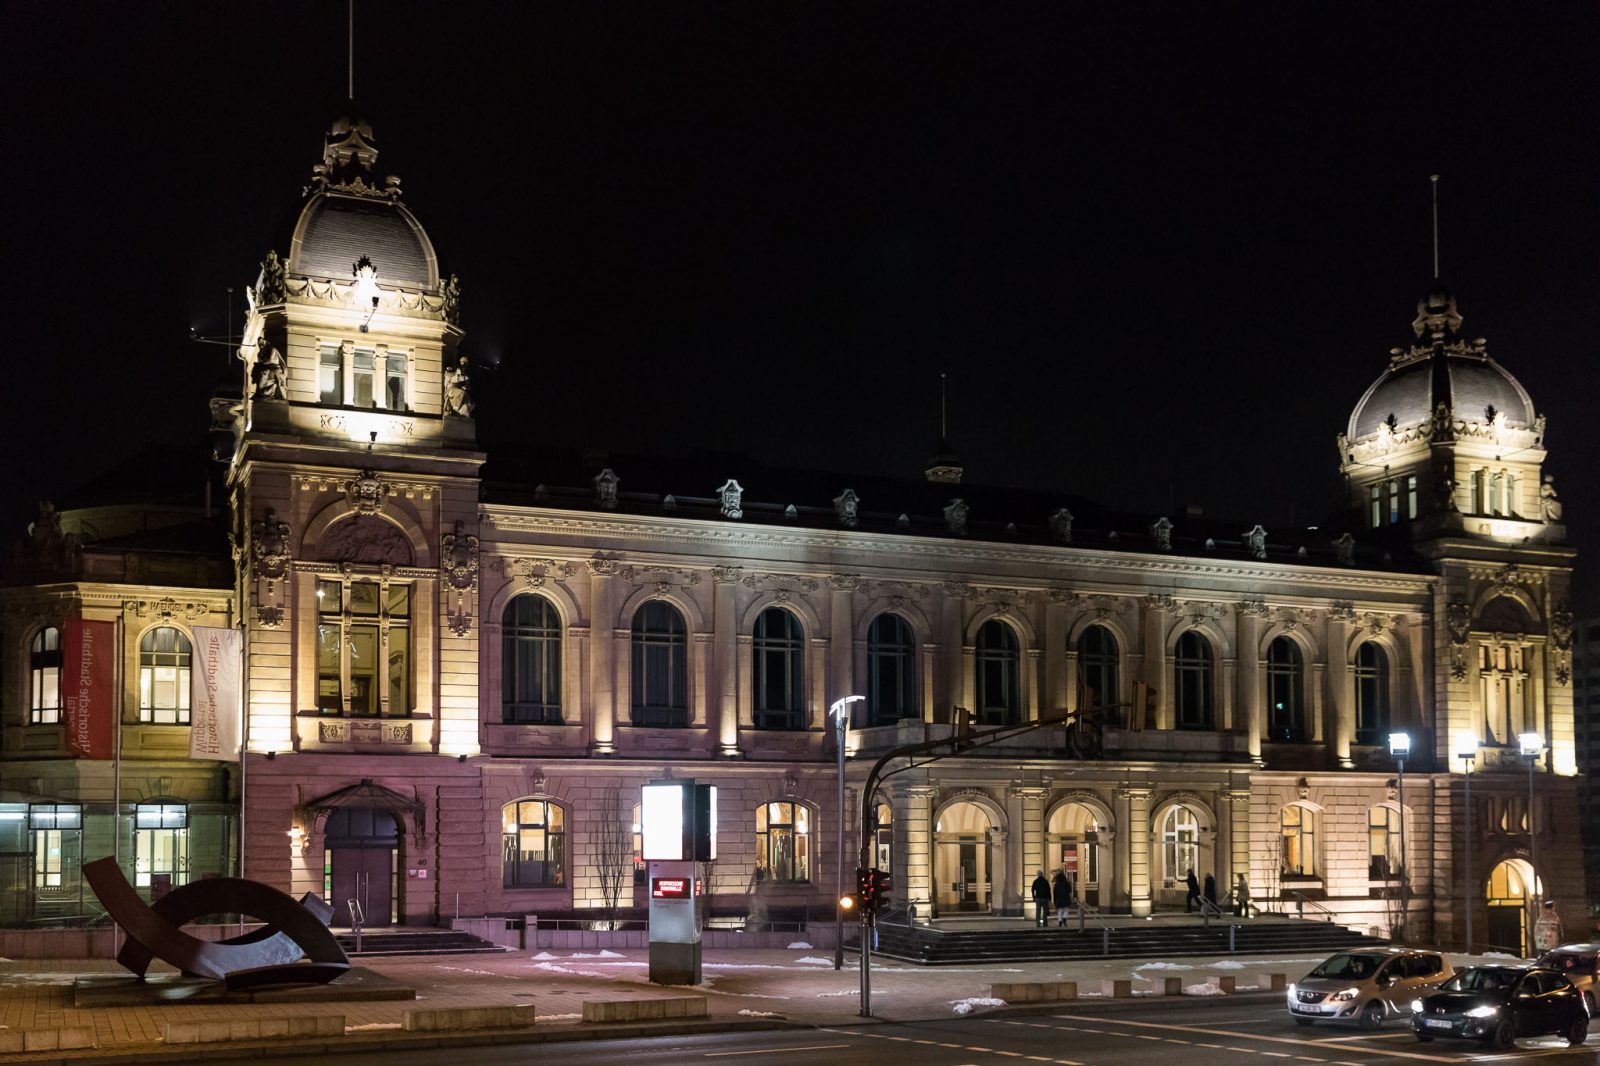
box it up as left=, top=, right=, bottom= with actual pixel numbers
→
left=933, top=802, right=994, bottom=914
left=1485, top=858, right=1534, bottom=957
left=1046, top=802, right=1105, bottom=908
left=324, top=806, right=399, bottom=927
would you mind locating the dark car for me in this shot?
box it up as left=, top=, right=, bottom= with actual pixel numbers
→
left=1410, top=964, right=1590, bottom=1048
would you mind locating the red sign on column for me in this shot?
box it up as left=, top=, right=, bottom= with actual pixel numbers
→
left=64, top=619, right=116, bottom=760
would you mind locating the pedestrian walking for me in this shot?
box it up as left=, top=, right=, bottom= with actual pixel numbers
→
left=1233, top=873, right=1250, bottom=917
left=1184, top=869, right=1201, bottom=913
left=1052, top=868, right=1073, bottom=927
left=1202, top=872, right=1217, bottom=910
left=1031, top=870, right=1051, bottom=928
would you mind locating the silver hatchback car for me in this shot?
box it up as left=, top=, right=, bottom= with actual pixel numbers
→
left=1288, top=949, right=1454, bottom=1029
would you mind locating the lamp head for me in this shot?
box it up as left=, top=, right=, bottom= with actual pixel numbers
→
left=1388, top=732, right=1411, bottom=758
left=829, top=694, right=865, bottom=723
left=352, top=255, right=380, bottom=308
left=1453, top=734, right=1479, bottom=765
left=1518, top=732, right=1544, bottom=757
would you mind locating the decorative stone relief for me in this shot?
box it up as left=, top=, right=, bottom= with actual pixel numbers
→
left=940, top=581, right=972, bottom=599
left=125, top=597, right=211, bottom=623
left=1333, top=532, right=1355, bottom=566
left=1243, top=525, right=1267, bottom=560
left=256, top=605, right=284, bottom=629
left=1048, top=507, right=1074, bottom=544
left=1150, top=517, right=1173, bottom=551
left=1361, top=613, right=1388, bottom=636
left=441, top=521, right=479, bottom=591
left=1552, top=599, right=1574, bottom=685
left=491, top=557, right=579, bottom=589
left=440, top=274, right=462, bottom=326
left=586, top=557, right=623, bottom=577
left=1236, top=599, right=1269, bottom=617
left=711, top=566, right=744, bottom=585
left=250, top=509, right=292, bottom=581
left=1145, top=594, right=1178, bottom=613
left=446, top=607, right=473, bottom=637
left=716, top=479, right=744, bottom=519
left=1540, top=474, right=1563, bottom=523
left=1047, top=588, right=1082, bottom=606
left=742, top=572, right=819, bottom=595
left=944, top=499, right=968, bottom=536
left=593, top=468, right=619, bottom=510
left=828, top=574, right=862, bottom=592
left=1447, top=601, right=1473, bottom=681
left=343, top=470, right=391, bottom=515
left=833, top=488, right=860, bottom=528
left=318, top=516, right=414, bottom=566
left=1328, top=602, right=1358, bottom=623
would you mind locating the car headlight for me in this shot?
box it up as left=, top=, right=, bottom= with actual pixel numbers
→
left=1287, top=983, right=1297, bottom=995
left=1466, top=1005, right=1499, bottom=1019
left=1410, top=999, right=1424, bottom=1014
left=1329, top=987, right=1360, bottom=1002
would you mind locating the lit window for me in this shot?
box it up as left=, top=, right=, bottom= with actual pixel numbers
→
left=1265, top=637, right=1306, bottom=743
left=139, top=627, right=193, bottom=724
left=502, top=595, right=562, bottom=724
left=1173, top=631, right=1215, bottom=729
left=753, top=608, right=804, bottom=730
left=317, top=580, right=411, bottom=717
left=501, top=799, right=565, bottom=889
left=1367, top=805, right=1402, bottom=881
left=755, top=801, right=810, bottom=883
left=319, top=344, right=343, bottom=404
left=352, top=349, right=376, bottom=407
left=866, top=613, right=915, bottom=726
left=1387, top=479, right=1400, bottom=525
left=133, top=803, right=189, bottom=891
left=384, top=352, right=407, bottom=410
left=1369, top=484, right=1382, bottom=528
left=1406, top=475, right=1418, bottom=519
left=873, top=802, right=893, bottom=873
left=1280, top=804, right=1318, bottom=879
left=29, top=627, right=62, bottom=725
left=1160, top=805, right=1199, bottom=883
left=29, top=804, right=81, bottom=896
left=631, top=601, right=688, bottom=727
left=975, top=619, right=1020, bottom=726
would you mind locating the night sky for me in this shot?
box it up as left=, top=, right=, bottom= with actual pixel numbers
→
left=4, top=3, right=1596, bottom=608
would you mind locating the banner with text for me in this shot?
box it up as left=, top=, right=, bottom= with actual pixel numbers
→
left=189, top=626, right=242, bottom=762
left=64, top=618, right=116, bottom=760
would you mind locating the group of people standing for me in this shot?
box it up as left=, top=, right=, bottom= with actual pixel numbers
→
left=1031, top=867, right=1078, bottom=927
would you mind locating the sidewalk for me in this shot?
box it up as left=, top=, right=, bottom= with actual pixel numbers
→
left=0, top=944, right=1518, bottom=1063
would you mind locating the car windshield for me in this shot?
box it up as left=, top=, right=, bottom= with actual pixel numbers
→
left=1309, top=953, right=1382, bottom=979
left=1440, top=967, right=1522, bottom=992
left=1537, top=952, right=1596, bottom=973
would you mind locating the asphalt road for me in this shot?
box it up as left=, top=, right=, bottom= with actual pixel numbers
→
left=252, top=1001, right=1600, bottom=1065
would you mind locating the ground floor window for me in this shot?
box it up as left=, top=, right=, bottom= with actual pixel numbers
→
left=134, top=803, right=189, bottom=891
left=29, top=804, right=82, bottom=902
left=502, top=799, right=565, bottom=889
left=1159, top=805, right=1199, bottom=884
left=1280, top=804, right=1318, bottom=879
left=755, top=801, right=810, bottom=883
left=1367, top=805, right=1401, bottom=881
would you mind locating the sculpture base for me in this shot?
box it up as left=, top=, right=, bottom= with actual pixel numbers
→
left=73, top=966, right=415, bottom=1007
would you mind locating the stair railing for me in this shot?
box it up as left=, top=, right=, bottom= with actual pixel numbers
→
left=1284, top=889, right=1334, bottom=923
left=1075, top=901, right=1113, bottom=954
left=347, top=898, right=365, bottom=953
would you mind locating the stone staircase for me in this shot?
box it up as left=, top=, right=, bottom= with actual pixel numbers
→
left=333, top=927, right=511, bottom=958
left=862, top=916, right=1387, bottom=965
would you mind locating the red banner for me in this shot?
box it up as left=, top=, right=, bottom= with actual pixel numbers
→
left=64, top=619, right=116, bottom=760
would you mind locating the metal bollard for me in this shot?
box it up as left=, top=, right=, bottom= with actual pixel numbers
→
left=1077, top=902, right=1085, bottom=933
left=1102, top=926, right=1110, bottom=954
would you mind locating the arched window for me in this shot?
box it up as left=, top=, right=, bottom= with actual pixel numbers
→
left=753, top=608, right=804, bottom=730
left=29, top=627, right=62, bottom=725
left=873, top=802, right=893, bottom=872
left=138, top=627, right=193, bottom=724
left=1265, top=637, right=1305, bottom=743
left=631, top=601, right=688, bottom=727
left=1280, top=804, right=1318, bottom=879
left=755, top=801, right=810, bottom=883
left=502, top=595, right=562, bottom=723
left=1367, top=804, right=1402, bottom=881
left=1077, top=625, right=1120, bottom=723
left=866, top=613, right=916, bottom=726
left=1354, top=642, right=1389, bottom=745
left=501, top=799, right=565, bottom=889
left=975, top=619, right=1020, bottom=726
left=1173, top=631, right=1215, bottom=729
left=1159, top=805, right=1200, bottom=884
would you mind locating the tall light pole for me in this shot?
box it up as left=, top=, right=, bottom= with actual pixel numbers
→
left=1454, top=734, right=1478, bottom=954
left=831, top=695, right=864, bottom=970
left=1519, top=731, right=1543, bottom=951
left=1389, top=732, right=1410, bottom=942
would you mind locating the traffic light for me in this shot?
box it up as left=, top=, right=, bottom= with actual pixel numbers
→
left=953, top=706, right=973, bottom=748
left=871, top=868, right=892, bottom=910
left=856, top=867, right=875, bottom=921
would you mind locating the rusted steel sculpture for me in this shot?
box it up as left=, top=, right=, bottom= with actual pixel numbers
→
left=84, top=856, right=349, bottom=989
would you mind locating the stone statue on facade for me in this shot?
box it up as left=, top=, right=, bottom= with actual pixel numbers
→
left=1048, top=507, right=1073, bottom=544
left=1540, top=474, right=1563, bottom=522
left=257, top=250, right=286, bottom=306
left=443, top=357, right=475, bottom=417
left=833, top=488, right=860, bottom=528
left=441, top=274, right=462, bottom=326
left=1243, top=524, right=1267, bottom=560
left=717, top=479, right=744, bottom=519
left=251, top=338, right=288, bottom=401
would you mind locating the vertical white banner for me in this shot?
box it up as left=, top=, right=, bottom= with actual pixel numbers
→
left=190, top=626, right=242, bottom=762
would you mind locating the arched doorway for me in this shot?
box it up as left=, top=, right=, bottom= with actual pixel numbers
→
left=1485, top=858, right=1538, bottom=957
left=325, top=807, right=400, bottom=927
left=1046, top=802, right=1107, bottom=907
left=934, top=801, right=994, bottom=914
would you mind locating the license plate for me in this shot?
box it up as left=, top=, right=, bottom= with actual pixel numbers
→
left=1423, top=1018, right=1452, bottom=1029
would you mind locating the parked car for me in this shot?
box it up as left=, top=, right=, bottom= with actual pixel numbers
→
left=1537, top=944, right=1599, bottom=1015
left=1287, top=948, right=1453, bottom=1029
left=1411, top=964, right=1589, bottom=1048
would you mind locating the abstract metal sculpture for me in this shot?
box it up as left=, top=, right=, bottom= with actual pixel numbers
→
left=84, top=856, right=350, bottom=990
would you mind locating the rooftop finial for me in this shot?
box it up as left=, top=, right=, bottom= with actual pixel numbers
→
left=1433, top=171, right=1446, bottom=278
left=347, top=0, right=355, bottom=101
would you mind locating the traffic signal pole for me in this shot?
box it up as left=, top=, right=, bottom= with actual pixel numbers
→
left=853, top=709, right=1079, bottom=1017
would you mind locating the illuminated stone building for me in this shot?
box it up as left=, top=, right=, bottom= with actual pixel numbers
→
left=0, top=114, right=1584, bottom=954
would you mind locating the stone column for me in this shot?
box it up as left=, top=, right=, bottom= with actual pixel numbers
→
left=989, top=828, right=1010, bottom=915
left=1142, top=598, right=1170, bottom=729
left=1125, top=787, right=1153, bottom=916
left=713, top=570, right=741, bottom=755
left=1237, top=608, right=1264, bottom=762
left=1310, top=661, right=1326, bottom=743
left=1329, top=615, right=1354, bottom=767
left=587, top=565, right=616, bottom=753
left=941, top=592, right=965, bottom=721
left=1014, top=787, right=1048, bottom=895
left=1026, top=648, right=1044, bottom=722
left=895, top=785, right=937, bottom=919
left=1225, top=789, right=1252, bottom=893
left=1222, top=658, right=1237, bottom=731
left=827, top=577, right=857, bottom=710
left=1112, top=789, right=1132, bottom=912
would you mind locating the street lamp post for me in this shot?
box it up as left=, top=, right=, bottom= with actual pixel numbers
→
left=1389, top=732, right=1411, bottom=942
left=1454, top=734, right=1478, bottom=954
left=831, top=695, right=865, bottom=971
left=1518, top=731, right=1543, bottom=949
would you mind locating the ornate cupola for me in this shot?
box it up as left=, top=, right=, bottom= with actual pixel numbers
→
left=1337, top=285, right=1561, bottom=544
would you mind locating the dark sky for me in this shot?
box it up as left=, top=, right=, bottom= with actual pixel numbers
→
left=3, top=3, right=1596, bottom=608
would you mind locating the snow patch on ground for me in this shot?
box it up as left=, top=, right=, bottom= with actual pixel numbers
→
left=1134, top=962, right=1192, bottom=971
left=794, top=956, right=833, bottom=966
left=787, top=941, right=813, bottom=950
left=817, top=989, right=879, bottom=997
left=1209, top=960, right=1245, bottom=969
left=1184, top=983, right=1229, bottom=995
left=347, top=1022, right=402, bottom=1031
left=1482, top=951, right=1524, bottom=960
left=541, top=1013, right=581, bottom=1021
left=738, top=1009, right=784, bottom=1017
left=437, top=966, right=501, bottom=976
left=569, top=950, right=626, bottom=959
left=951, top=997, right=1006, bottom=1015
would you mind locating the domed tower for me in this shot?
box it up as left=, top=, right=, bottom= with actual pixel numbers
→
left=1337, top=285, right=1561, bottom=544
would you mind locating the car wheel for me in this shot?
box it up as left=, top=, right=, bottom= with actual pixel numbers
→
left=1488, top=1018, right=1515, bottom=1049
left=1359, top=1001, right=1385, bottom=1030
left=1567, top=1014, right=1588, bottom=1047
left=1293, top=1017, right=1314, bottom=1027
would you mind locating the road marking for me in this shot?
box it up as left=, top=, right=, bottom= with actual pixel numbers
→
left=704, top=1044, right=851, bottom=1057
left=1227, top=1047, right=1259, bottom=1054
left=1049, top=1014, right=1468, bottom=1063
left=1260, top=1054, right=1292, bottom=1059
left=819, top=1028, right=1080, bottom=1065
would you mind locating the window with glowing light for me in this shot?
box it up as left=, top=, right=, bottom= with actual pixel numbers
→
left=317, top=579, right=410, bottom=717
left=755, top=801, right=810, bottom=883
left=29, top=804, right=81, bottom=899
left=138, top=627, right=192, bottom=724
left=1159, top=804, right=1199, bottom=883
left=1367, top=804, right=1402, bottom=881
left=753, top=608, right=804, bottom=730
left=975, top=619, right=1020, bottom=726
left=502, top=595, right=562, bottom=724
left=1280, top=804, right=1318, bottom=879
left=319, top=344, right=344, bottom=405
left=866, top=613, right=915, bottom=726
left=384, top=351, right=407, bottom=410
left=133, top=803, right=188, bottom=891
left=352, top=349, right=376, bottom=407
left=501, top=799, right=565, bottom=889
left=29, top=626, right=61, bottom=725
left=631, top=601, right=688, bottom=727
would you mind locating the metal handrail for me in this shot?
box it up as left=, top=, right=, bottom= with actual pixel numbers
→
left=1284, top=889, right=1335, bottom=923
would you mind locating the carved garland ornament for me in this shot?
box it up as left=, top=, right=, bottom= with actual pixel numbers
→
left=492, top=557, right=578, bottom=590
left=1446, top=601, right=1473, bottom=681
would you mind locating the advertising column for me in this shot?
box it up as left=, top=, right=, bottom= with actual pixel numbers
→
left=640, top=780, right=716, bottom=985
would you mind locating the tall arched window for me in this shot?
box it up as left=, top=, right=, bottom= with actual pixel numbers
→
left=867, top=613, right=916, bottom=726
left=753, top=608, right=804, bottom=730
left=1160, top=805, right=1200, bottom=884
left=755, top=800, right=810, bottom=882
left=1280, top=804, right=1318, bottom=879
left=138, top=627, right=193, bottom=725
left=29, top=627, right=62, bottom=725
left=1353, top=642, right=1389, bottom=745
left=631, top=601, right=688, bottom=727
left=502, top=595, right=562, bottom=723
left=1173, top=631, right=1215, bottom=729
left=501, top=799, right=565, bottom=888
left=1265, top=637, right=1305, bottom=743
left=1076, top=625, right=1120, bottom=724
left=975, top=619, right=1020, bottom=726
